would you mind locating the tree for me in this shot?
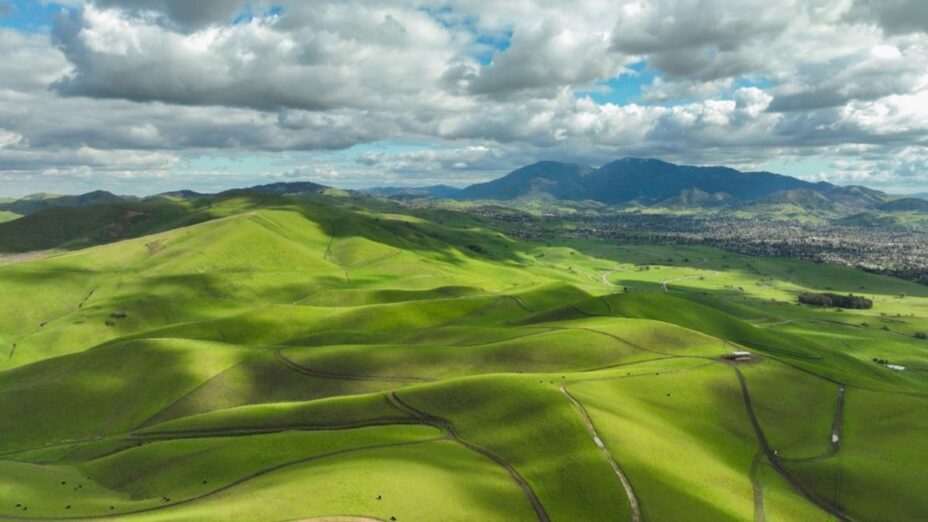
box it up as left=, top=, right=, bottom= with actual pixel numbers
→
left=798, top=292, right=873, bottom=310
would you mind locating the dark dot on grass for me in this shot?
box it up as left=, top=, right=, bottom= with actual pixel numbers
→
left=202, top=480, right=208, bottom=484
left=66, top=505, right=71, bottom=510
left=110, top=506, right=115, bottom=510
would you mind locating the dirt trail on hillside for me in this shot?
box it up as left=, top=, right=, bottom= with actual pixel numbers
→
left=0, top=250, right=58, bottom=266
left=387, top=391, right=550, bottom=522
left=781, top=384, right=846, bottom=464
left=0, top=439, right=437, bottom=522
left=661, top=270, right=719, bottom=292
left=559, top=385, right=643, bottom=522
left=275, top=349, right=434, bottom=383
left=749, top=451, right=766, bottom=522
left=600, top=270, right=618, bottom=287
left=291, top=515, right=384, bottom=522
left=733, top=367, right=852, bottom=522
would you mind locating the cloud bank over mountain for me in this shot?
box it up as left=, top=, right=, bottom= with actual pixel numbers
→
left=1, top=0, right=927, bottom=195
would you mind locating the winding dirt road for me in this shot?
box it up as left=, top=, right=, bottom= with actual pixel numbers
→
left=749, top=451, right=766, bottom=522
left=661, top=269, right=720, bottom=292
left=387, top=391, right=551, bottom=522
left=732, top=367, right=853, bottom=522
left=780, top=384, right=846, bottom=466
left=559, top=385, right=643, bottom=522
left=600, top=270, right=618, bottom=287
left=275, top=349, right=434, bottom=383
left=0, top=439, right=439, bottom=521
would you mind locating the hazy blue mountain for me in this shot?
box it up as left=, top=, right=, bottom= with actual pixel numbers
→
left=454, top=161, right=595, bottom=200
left=451, top=158, right=896, bottom=210
left=0, top=190, right=128, bottom=216
left=879, top=197, right=928, bottom=212
left=153, top=190, right=207, bottom=200
left=220, top=181, right=329, bottom=196
left=365, top=185, right=461, bottom=198
left=824, top=185, right=890, bottom=210
left=583, top=158, right=827, bottom=205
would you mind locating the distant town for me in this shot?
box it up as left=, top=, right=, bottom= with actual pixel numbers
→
left=466, top=208, right=928, bottom=285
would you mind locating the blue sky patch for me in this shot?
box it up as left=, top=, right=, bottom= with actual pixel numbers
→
left=0, top=1, right=68, bottom=32
left=578, top=62, right=654, bottom=105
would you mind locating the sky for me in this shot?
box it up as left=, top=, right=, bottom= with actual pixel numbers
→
left=1, top=0, right=927, bottom=197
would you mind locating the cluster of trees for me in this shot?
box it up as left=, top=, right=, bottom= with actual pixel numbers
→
left=798, top=292, right=873, bottom=309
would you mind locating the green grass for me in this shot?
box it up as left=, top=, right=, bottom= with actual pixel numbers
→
left=138, top=391, right=411, bottom=436
left=739, top=359, right=837, bottom=459
left=399, top=374, right=632, bottom=521
left=0, top=194, right=925, bottom=521
left=784, top=389, right=928, bottom=522
left=127, top=439, right=537, bottom=522
left=0, top=338, right=252, bottom=454
left=83, top=427, right=441, bottom=504
left=568, top=362, right=763, bottom=521
left=279, top=328, right=640, bottom=380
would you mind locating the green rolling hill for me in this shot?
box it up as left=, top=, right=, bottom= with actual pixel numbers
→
left=0, top=192, right=926, bottom=521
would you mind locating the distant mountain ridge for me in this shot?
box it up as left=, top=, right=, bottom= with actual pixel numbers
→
left=879, top=197, right=928, bottom=212
left=220, top=181, right=330, bottom=196
left=0, top=190, right=128, bottom=216
left=453, top=158, right=841, bottom=206
left=455, top=161, right=596, bottom=201
left=364, top=185, right=461, bottom=198
left=0, top=158, right=916, bottom=243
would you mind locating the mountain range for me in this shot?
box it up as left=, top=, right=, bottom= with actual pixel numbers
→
left=1, top=158, right=923, bottom=253
left=454, top=158, right=856, bottom=206
left=1, top=158, right=908, bottom=215
left=364, top=185, right=461, bottom=198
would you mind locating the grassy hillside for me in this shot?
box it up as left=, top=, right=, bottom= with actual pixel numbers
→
left=0, top=194, right=925, bottom=521
left=0, top=198, right=214, bottom=253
